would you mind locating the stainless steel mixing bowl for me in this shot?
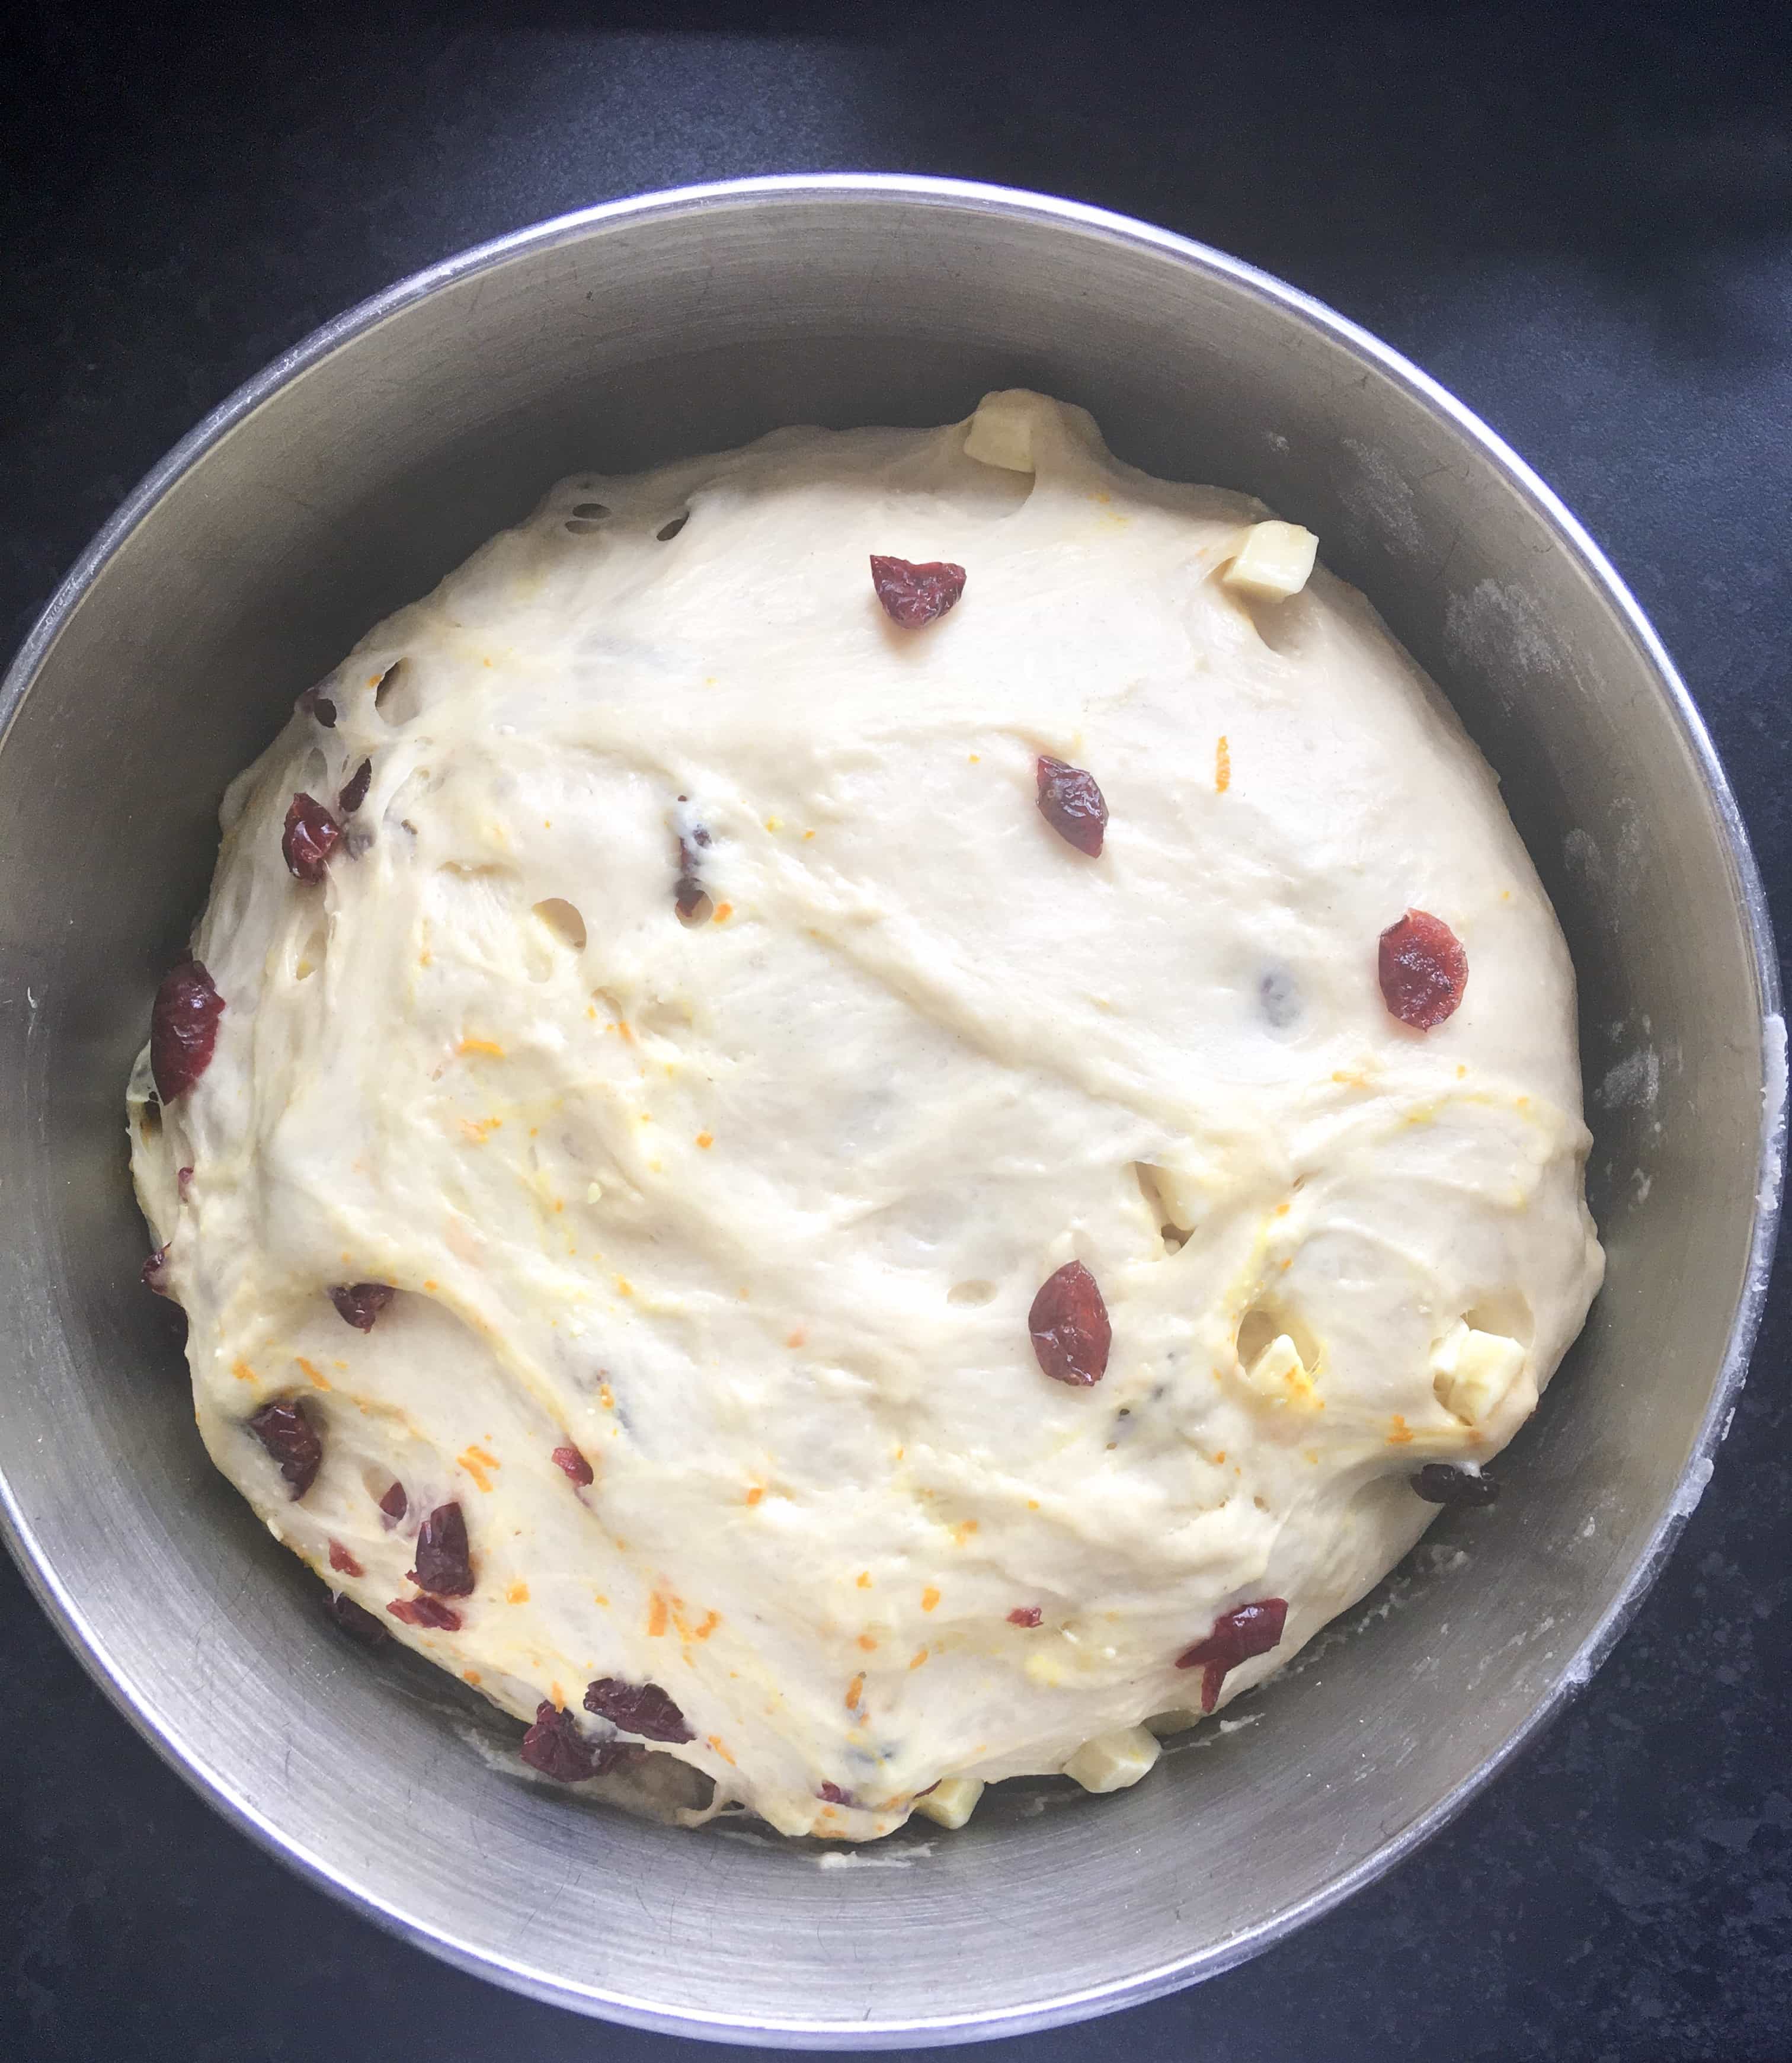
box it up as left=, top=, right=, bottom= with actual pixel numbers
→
left=0, top=176, right=1782, bottom=2047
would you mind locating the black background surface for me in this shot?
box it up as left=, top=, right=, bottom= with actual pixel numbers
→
left=4, top=5, right=1790, bottom=2058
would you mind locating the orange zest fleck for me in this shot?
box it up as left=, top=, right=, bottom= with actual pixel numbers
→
left=457, top=1037, right=505, bottom=1058
left=951, top=1520, right=978, bottom=1546
left=231, top=1360, right=257, bottom=1383
left=921, top=1586, right=941, bottom=1613
left=696, top=1131, right=714, bottom=1149
left=1387, top=1415, right=1415, bottom=1445
left=295, top=1357, right=329, bottom=1390
left=647, top=1594, right=669, bottom=1637
left=457, top=1445, right=500, bottom=1492
left=695, top=1610, right=720, bottom=1640
left=855, top=1571, right=872, bottom=1589
left=505, top=1581, right=530, bottom=1605
left=844, top=1673, right=865, bottom=1712
left=857, top=1633, right=878, bottom=1652
left=593, top=1594, right=609, bottom=1607
left=1215, top=734, right=1231, bottom=793
left=712, top=901, right=734, bottom=923
left=707, top=1735, right=737, bottom=1766
left=462, top=1669, right=481, bottom=1685
left=615, top=1019, right=635, bottom=1045
left=909, top=1647, right=929, bottom=1670
left=786, top=1328, right=805, bottom=1349
left=745, top=1485, right=764, bottom=1506
left=616, top=1277, right=634, bottom=1298
left=670, top=1599, right=694, bottom=1640
left=550, top=1682, right=567, bottom=1710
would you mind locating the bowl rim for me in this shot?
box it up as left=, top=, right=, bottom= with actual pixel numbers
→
left=2, top=172, right=1784, bottom=2048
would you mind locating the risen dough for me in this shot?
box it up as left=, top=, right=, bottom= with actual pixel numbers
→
left=128, top=392, right=1603, bottom=1840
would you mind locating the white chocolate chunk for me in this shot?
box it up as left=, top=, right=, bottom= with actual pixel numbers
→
left=1431, top=1320, right=1532, bottom=1426
left=1144, top=1708, right=1204, bottom=1739
left=1241, top=1330, right=1321, bottom=1410
left=913, top=1776, right=985, bottom=1829
left=1223, top=520, right=1319, bottom=601
left=1063, top=1726, right=1161, bottom=1793
left=963, top=389, right=1038, bottom=472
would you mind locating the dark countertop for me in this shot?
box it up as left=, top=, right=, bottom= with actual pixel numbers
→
left=4, top=5, right=1789, bottom=2057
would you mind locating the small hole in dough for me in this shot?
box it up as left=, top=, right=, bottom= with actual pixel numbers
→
left=1237, top=1301, right=1321, bottom=1373
left=533, top=898, right=588, bottom=952
left=571, top=501, right=610, bottom=519
left=564, top=518, right=605, bottom=535
left=301, top=746, right=329, bottom=792
left=657, top=513, right=689, bottom=542
left=676, top=888, right=714, bottom=927
left=948, top=1280, right=997, bottom=1307
left=1133, top=1163, right=1194, bottom=1253
left=373, top=661, right=420, bottom=725
left=1236, top=1306, right=1277, bottom=1370
left=1463, top=1295, right=1534, bottom=1349
left=295, top=921, right=327, bottom=981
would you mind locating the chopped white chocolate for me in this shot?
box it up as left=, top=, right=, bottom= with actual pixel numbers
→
left=1144, top=1707, right=1204, bottom=1739
left=1431, top=1320, right=1532, bottom=1426
left=1241, top=1329, right=1315, bottom=1405
left=1064, top=1726, right=1162, bottom=1793
left=963, top=389, right=1038, bottom=473
left=913, top=1776, right=985, bottom=1829
left=1223, top=519, right=1319, bottom=602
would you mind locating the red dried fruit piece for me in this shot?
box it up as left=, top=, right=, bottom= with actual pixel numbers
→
left=870, top=554, right=967, bottom=628
left=1377, top=909, right=1467, bottom=1030
left=1035, top=756, right=1108, bottom=858
left=325, top=1590, right=390, bottom=1648
left=1412, top=1463, right=1500, bottom=1507
left=552, top=1444, right=594, bottom=1486
left=329, top=1282, right=395, bottom=1332
left=377, top=1480, right=407, bottom=1523
left=673, top=815, right=712, bottom=922
left=584, top=1675, right=694, bottom=1744
left=338, top=758, right=373, bottom=814
left=247, top=1398, right=323, bottom=1500
left=521, top=1701, right=605, bottom=1783
left=141, top=1244, right=172, bottom=1296
left=409, top=1501, right=474, bottom=1597
left=328, top=1539, right=363, bottom=1577
left=387, top=1595, right=462, bottom=1632
left=1028, top=1261, right=1111, bottom=1387
left=817, top=1781, right=857, bottom=1806
left=283, top=794, right=343, bottom=884
left=1007, top=1605, right=1043, bottom=1628
left=296, top=685, right=338, bottom=728
left=1175, top=1597, right=1289, bottom=1713
left=150, top=960, right=225, bottom=1102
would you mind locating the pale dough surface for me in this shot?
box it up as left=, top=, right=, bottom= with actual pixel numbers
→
left=129, top=392, right=1604, bottom=1840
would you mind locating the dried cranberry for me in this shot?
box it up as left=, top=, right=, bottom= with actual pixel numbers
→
left=1413, top=1463, right=1500, bottom=1507
left=552, top=1444, right=594, bottom=1486
left=1035, top=756, right=1108, bottom=858
left=247, top=1398, right=323, bottom=1500
left=329, top=1282, right=395, bottom=1332
left=1028, top=1261, right=1111, bottom=1387
left=325, top=1591, right=390, bottom=1648
left=584, top=1675, right=694, bottom=1744
left=150, top=960, right=225, bottom=1102
left=297, top=685, right=338, bottom=728
left=387, top=1595, right=462, bottom=1632
left=1378, top=910, right=1468, bottom=1030
left=328, top=1539, right=363, bottom=1577
left=377, top=1480, right=407, bottom=1524
left=338, top=758, right=373, bottom=814
left=817, top=1781, right=857, bottom=1806
left=141, top=1244, right=172, bottom=1296
left=1007, top=1605, right=1043, bottom=1627
left=520, top=1701, right=605, bottom=1783
left=409, top=1502, right=474, bottom=1597
left=283, top=794, right=343, bottom=884
left=674, top=818, right=712, bottom=921
left=870, top=554, right=967, bottom=628
left=1175, top=1598, right=1289, bottom=1712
